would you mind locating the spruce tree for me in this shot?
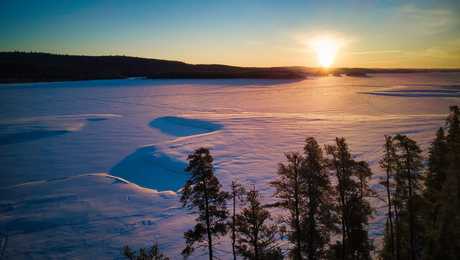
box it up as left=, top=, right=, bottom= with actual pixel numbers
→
left=422, top=127, right=448, bottom=259
left=446, top=105, right=460, bottom=204
left=235, top=187, right=282, bottom=260
left=425, top=128, right=448, bottom=197
left=180, top=148, right=229, bottom=259
left=430, top=105, right=460, bottom=260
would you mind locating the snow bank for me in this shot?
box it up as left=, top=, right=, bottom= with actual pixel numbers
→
left=110, top=145, right=188, bottom=191
left=0, top=173, right=180, bottom=259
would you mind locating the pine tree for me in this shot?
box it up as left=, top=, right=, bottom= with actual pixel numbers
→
left=379, top=135, right=397, bottom=260
left=230, top=180, right=246, bottom=260
left=393, top=134, right=423, bottom=260
left=271, top=151, right=305, bottom=259
left=349, top=160, right=374, bottom=260
left=122, top=243, right=170, bottom=260
left=302, top=137, right=338, bottom=260
left=326, top=137, right=373, bottom=260
left=235, top=187, right=283, bottom=260
left=380, top=221, right=396, bottom=260
left=326, top=138, right=353, bottom=260
left=180, top=148, right=229, bottom=259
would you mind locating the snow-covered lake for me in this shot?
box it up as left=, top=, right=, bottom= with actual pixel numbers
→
left=1, top=73, right=459, bottom=259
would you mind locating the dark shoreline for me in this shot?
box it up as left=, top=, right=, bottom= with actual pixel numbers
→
left=1, top=52, right=459, bottom=84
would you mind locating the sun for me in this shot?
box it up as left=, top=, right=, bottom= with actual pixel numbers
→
left=310, top=36, right=341, bottom=68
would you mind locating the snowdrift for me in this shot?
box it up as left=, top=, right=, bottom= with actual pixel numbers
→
left=110, top=145, right=188, bottom=191
left=150, top=116, right=223, bottom=137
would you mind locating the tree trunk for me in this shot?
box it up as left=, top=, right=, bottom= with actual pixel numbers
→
left=203, top=179, right=213, bottom=260
left=385, top=167, right=395, bottom=259
left=307, top=182, right=316, bottom=260
left=338, top=173, right=348, bottom=260
left=332, top=153, right=347, bottom=260
left=395, top=205, right=401, bottom=260
left=341, top=217, right=346, bottom=260
left=254, top=225, right=259, bottom=260
left=232, top=189, right=237, bottom=260
left=407, top=169, right=416, bottom=260
left=294, top=167, right=302, bottom=260
left=405, top=144, right=416, bottom=260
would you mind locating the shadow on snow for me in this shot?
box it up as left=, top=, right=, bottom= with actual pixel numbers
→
left=110, top=145, right=188, bottom=192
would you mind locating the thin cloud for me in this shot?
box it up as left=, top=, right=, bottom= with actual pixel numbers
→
left=398, top=4, right=457, bottom=35
left=350, top=50, right=401, bottom=55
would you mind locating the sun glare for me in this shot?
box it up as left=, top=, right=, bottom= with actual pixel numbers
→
left=310, top=36, right=341, bottom=68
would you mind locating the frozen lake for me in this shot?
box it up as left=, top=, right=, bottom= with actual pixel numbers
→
left=0, top=73, right=459, bottom=259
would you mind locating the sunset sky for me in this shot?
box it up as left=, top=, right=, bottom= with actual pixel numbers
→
left=1, top=0, right=460, bottom=68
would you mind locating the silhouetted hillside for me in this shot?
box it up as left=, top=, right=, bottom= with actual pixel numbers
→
left=1, top=52, right=459, bottom=83
left=0, top=52, right=307, bottom=83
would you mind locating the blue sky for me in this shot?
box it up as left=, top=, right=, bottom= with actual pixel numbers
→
left=1, top=0, right=459, bottom=67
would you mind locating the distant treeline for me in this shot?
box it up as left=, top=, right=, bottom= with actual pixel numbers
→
left=2, top=52, right=459, bottom=83
left=0, top=52, right=306, bottom=83
left=124, top=106, right=460, bottom=260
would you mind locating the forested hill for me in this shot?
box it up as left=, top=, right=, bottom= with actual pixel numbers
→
left=0, top=52, right=308, bottom=83
left=1, top=52, right=459, bottom=83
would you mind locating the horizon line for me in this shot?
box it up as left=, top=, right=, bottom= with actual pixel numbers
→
left=2, top=50, right=460, bottom=71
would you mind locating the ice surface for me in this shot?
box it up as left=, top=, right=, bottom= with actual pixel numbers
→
left=0, top=74, right=459, bottom=259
